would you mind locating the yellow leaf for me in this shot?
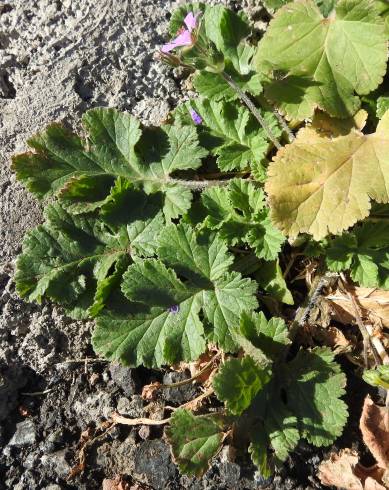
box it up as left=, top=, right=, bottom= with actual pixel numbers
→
left=266, top=110, right=389, bottom=239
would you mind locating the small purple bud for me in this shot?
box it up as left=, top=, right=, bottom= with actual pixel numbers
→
left=168, top=304, right=180, bottom=314
left=190, top=109, right=202, bottom=125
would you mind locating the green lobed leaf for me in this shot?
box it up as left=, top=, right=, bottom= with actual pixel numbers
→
left=12, top=108, right=208, bottom=221
left=202, top=179, right=284, bottom=260
left=204, top=5, right=253, bottom=74
left=264, top=399, right=300, bottom=465
left=363, top=365, right=389, bottom=390
left=264, top=0, right=337, bottom=16
left=326, top=221, right=389, bottom=289
left=166, top=409, right=228, bottom=477
left=15, top=203, right=130, bottom=319
left=213, top=356, right=271, bottom=415
left=254, top=259, right=294, bottom=305
left=237, top=311, right=291, bottom=362
left=15, top=181, right=164, bottom=319
left=255, top=0, right=387, bottom=119
left=377, top=95, right=389, bottom=119
left=248, top=429, right=273, bottom=477
left=92, top=224, right=258, bottom=367
left=284, top=347, right=348, bottom=446
left=193, top=65, right=263, bottom=102
left=252, top=379, right=300, bottom=465
left=176, top=99, right=280, bottom=172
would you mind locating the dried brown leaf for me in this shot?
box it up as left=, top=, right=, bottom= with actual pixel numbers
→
left=318, top=449, right=364, bottom=489
left=318, top=449, right=386, bottom=490
left=327, top=287, right=389, bottom=329
left=360, top=396, right=389, bottom=470
left=141, top=382, right=161, bottom=401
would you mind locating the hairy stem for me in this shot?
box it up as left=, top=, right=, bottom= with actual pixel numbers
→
left=273, top=108, right=295, bottom=142
left=168, top=177, right=229, bottom=190
left=221, top=71, right=282, bottom=150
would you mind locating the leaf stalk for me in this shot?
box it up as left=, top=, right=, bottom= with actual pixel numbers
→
left=220, top=71, right=282, bottom=150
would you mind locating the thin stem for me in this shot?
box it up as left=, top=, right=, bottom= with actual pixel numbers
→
left=161, top=352, right=221, bottom=389
left=283, top=252, right=304, bottom=279
left=221, top=71, right=282, bottom=150
left=166, top=387, right=215, bottom=411
left=273, top=108, right=295, bottom=142
left=198, top=169, right=250, bottom=179
left=111, top=413, right=171, bottom=426
left=386, top=390, right=389, bottom=431
left=287, top=271, right=338, bottom=349
left=339, top=273, right=381, bottom=367
left=168, top=177, right=229, bottom=190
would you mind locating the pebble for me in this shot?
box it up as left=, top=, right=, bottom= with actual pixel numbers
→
left=109, top=363, right=138, bottom=397
left=7, top=419, right=37, bottom=447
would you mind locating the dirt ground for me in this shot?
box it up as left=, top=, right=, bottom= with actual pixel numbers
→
left=0, top=1, right=346, bottom=488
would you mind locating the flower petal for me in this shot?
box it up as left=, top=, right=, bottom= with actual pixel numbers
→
left=190, top=109, right=203, bottom=125
left=161, top=30, right=192, bottom=53
left=184, top=12, right=198, bottom=32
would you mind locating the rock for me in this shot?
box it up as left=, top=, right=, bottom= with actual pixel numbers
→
left=162, top=371, right=197, bottom=405
left=133, top=440, right=176, bottom=488
left=138, top=425, right=151, bottom=440
left=23, top=452, right=39, bottom=470
left=96, top=432, right=137, bottom=473
left=40, top=449, right=72, bottom=479
left=0, top=364, right=27, bottom=422
left=72, top=391, right=115, bottom=424
left=109, top=363, right=138, bottom=397
left=7, top=419, right=37, bottom=447
left=117, top=395, right=144, bottom=418
left=219, top=462, right=241, bottom=487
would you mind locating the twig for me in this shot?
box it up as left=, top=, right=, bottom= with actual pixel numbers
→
left=111, top=412, right=171, bottom=426
left=365, top=324, right=389, bottom=365
left=21, top=388, right=56, bottom=396
left=283, top=252, right=304, bottom=278
left=339, top=273, right=381, bottom=368
left=166, top=387, right=215, bottom=411
left=221, top=71, right=282, bottom=150
left=68, top=422, right=116, bottom=480
left=161, top=353, right=221, bottom=389
left=55, top=358, right=109, bottom=366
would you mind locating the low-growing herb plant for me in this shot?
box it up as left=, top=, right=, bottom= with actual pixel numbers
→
left=11, top=0, right=389, bottom=479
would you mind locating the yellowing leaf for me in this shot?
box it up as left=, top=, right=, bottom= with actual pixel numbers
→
left=266, top=111, right=389, bottom=239
left=311, top=109, right=368, bottom=138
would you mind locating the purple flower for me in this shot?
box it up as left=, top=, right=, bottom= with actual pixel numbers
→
left=168, top=304, right=180, bottom=314
left=161, top=12, right=199, bottom=53
left=190, top=109, right=203, bottom=125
